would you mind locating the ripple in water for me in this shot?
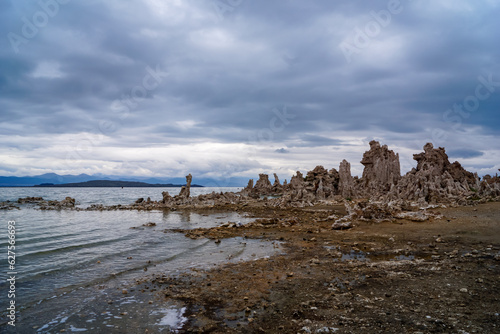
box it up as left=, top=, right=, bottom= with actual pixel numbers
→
left=0, top=188, right=280, bottom=331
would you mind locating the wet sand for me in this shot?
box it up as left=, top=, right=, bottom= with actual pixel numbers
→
left=147, top=201, right=500, bottom=333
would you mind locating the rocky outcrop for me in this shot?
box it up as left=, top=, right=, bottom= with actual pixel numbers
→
left=338, top=159, right=355, bottom=199
left=304, top=166, right=340, bottom=200
left=289, top=171, right=305, bottom=190
left=271, top=173, right=283, bottom=193
left=240, top=179, right=254, bottom=197
left=387, top=143, right=481, bottom=205
left=479, top=171, right=500, bottom=198
left=0, top=202, right=19, bottom=210
left=241, top=174, right=284, bottom=198
left=21, top=141, right=494, bottom=213
left=17, top=196, right=44, bottom=203
left=254, top=174, right=272, bottom=193
left=178, top=174, right=192, bottom=198
left=239, top=141, right=496, bottom=207
left=39, top=197, right=76, bottom=210
left=331, top=199, right=443, bottom=229
left=360, top=140, right=401, bottom=196
left=241, top=141, right=403, bottom=204
left=162, top=191, right=172, bottom=203
left=273, top=173, right=281, bottom=187
left=81, top=141, right=497, bottom=211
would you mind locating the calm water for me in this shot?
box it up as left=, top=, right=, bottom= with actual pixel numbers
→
left=0, top=186, right=243, bottom=207
left=0, top=187, right=280, bottom=332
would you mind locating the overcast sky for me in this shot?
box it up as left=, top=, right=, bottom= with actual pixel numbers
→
left=1, top=0, right=499, bottom=182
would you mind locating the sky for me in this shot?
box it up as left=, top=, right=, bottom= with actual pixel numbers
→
left=1, top=0, right=499, bottom=184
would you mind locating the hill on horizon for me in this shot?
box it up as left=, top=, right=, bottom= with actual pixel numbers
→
left=0, top=173, right=247, bottom=187
left=33, top=180, right=203, bottom=188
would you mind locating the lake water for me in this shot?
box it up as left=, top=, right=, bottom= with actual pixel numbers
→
left=0, top=187, right=281, bottom=332
left=0, top=186, right=244, bottom=208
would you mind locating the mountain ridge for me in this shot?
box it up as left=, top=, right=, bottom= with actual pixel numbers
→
left=33, top=180, right=203, bottom=188
left=0, top=173, right=247, bottom=187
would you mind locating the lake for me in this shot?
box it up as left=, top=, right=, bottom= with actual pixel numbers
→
left=0, top=187, right=281, bottom=332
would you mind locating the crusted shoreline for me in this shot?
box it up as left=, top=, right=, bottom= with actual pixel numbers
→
left=142, top=202, right=500, bottom=333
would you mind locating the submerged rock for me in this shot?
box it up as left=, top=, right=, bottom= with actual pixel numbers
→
left=18, top=196, right=44, bottom=203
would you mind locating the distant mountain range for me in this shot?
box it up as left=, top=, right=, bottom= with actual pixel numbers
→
left=0, top=173, right=248, bottom=187
left=34, top=180, right=203, bottom=188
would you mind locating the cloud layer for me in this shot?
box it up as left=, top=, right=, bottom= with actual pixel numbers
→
left=1, top=0, right=499, bottom=181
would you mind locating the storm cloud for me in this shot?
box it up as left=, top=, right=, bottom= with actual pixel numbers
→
left=1, top=0, right=499, bottom=181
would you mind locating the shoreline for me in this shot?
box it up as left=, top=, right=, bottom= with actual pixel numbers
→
left=143, top=201, right=500, bottom=333
left=2, top=201, right=499, bottom=332
left=2, top=214, right=282, bottom=332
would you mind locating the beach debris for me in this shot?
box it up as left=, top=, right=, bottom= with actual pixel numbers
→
left=331, top=221, right=353, bottom=230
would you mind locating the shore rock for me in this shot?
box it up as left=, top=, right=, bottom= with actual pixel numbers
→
left=387, top=143, right=480, bottom=204
left=254, top=174, right=272, bottom=193
left=18, top=196, right=44, bottom=204
left=360, top=140, right=401, bottom=196
left=272, top=173, right=283, bottom=194
left=339, top=159, right=356, bottom=199
left=178, top=174, right=192, bottom=198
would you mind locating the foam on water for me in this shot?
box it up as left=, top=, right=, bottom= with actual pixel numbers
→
left=154, top=307, right=188, bottom=330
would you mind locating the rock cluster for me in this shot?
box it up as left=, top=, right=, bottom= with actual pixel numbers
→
left=178, top=173, right=192, bottom=198
left=20, top=196, right=78, bottom=210
left=0, top=202, right=19, bottom=210
left=478, top=170, right=500, bottom=198
left=162, top=174, right=193, bottom=205
left=242, top=141, right=498, bottom=208
left=241, top=173, right=284, bottom=198
left=360, top=140, right=400, bottom=196
left=14, top=141, right=497, bottom=228
left=17, top=196, right=44, bottom=203
left=42, top=197, right=76, bottom=209
left=254, top=174, right=272, bottom=194
left=155, top=174, right=245, bottom=208
left=338, top=159, right=356, bottom=199
left=336, top=199, right=443, bottom=225
left=387, top=143, right=480, bottom=205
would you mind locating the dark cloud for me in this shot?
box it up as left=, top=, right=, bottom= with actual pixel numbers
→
left=1, top=0, right=499, bottom=177
left=447, top=149, right=484, bottom=159
left=288, top=134, right=343, bottom=148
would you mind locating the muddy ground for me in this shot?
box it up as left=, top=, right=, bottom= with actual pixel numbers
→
left=141, top=201, right=500, bottom=333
